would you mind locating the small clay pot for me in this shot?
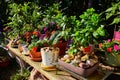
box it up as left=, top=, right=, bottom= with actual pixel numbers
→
left=29, top=50, right=41, bottom=58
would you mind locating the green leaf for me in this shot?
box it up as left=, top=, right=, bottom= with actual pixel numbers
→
left=91, top=14, right=98, bottom=22
left=97, top=27, right=105, bottom=36
left=105, top=7, right=113, bottom=12
left=106, top=13, right=113, bottom=20
left=111, top=17, right=120, bottom=25
left=99, top=30, right=105, bottom=36
left=85, top=32, right=90, bottom=37
left=93, top=31, right=99, bottom=38
left=80, top=28, right=88, bottom=33
left=80, top=38, right=86, bottom=45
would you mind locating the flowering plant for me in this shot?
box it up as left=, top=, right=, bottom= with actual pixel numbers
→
left=99, top=39, right=120, bottom=54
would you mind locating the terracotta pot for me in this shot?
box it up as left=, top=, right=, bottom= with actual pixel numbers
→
left=58, top=59, right=99, bottom=77
left=29, top=50, right=41, bottom=58
left=53, top=41, right=67, bottom=56
left=29, top=54, right=42, bottom=62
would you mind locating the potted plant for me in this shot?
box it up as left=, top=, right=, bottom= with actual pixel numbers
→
left=78, top=8, right=107, bottom=47
left=39, top=3, right=69, bottom=56
left=58, top=8, right=107, bottom=77
left=28, top=39, right=48, bottom=61
left=99, top=39, right=120, bottom=67
left=105, top=2, right=120, bottom=41
left=6, top=2, right=42, bottom=45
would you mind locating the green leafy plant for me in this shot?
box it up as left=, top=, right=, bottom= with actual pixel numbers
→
left=28, top=39, right=48, bottom=51
left=63, top=16, right=81, bottom=55
left=105, top=2, right=120, bottom=31
left=66, top=8, right=107, bottom=55
left=28, top=31, right=61, bottom=51
left=60, top=16, right=80, bottom=41
left=42, top=3, right=61, bottom=25
left=6, top=3, right=24, bottom=38
left=76, top=8, right=106, bottom=47
left=6, top=2, right=43, bottom=39
left=99, top=39, right=120, bottom=54
left=10, top=68, right=30, bottom=80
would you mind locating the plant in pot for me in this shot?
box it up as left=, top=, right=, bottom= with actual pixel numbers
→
left=58, top=8, right=107, bottom=77
left=40, top=3, right=69, bottom=56
left=105, top=2, right=120, bottom=41
left=78, top=8, right=107, bottom=47
left=6, top=3, right=28, bottom=47
left=6, top=2, right=42, bottom=47
left=28, top=39, right=49, bottom=61
left=6, top=3, right=25, bottom=39
left=99, top=39, right=120, bottom=67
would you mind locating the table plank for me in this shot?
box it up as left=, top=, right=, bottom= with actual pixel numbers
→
left=7, top=44, right=77, bottom=80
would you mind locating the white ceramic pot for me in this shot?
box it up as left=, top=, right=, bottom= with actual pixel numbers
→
left=41, top=47, right=59, bottom=66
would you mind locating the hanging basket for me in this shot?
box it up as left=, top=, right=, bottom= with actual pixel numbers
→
left=104, top=53, right=120, bottom=67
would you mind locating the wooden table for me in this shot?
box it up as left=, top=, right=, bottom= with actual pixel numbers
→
left=7, top=43, right=115, bottom=80
left=7, top=43, right=78, bottom=80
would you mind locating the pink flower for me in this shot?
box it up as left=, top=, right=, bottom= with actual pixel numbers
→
left=114, top=44, right=119, bottom=51
left=107, top=39, right=111, bottom=42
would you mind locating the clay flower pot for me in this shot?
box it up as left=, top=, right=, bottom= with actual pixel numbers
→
left=53, top=41, right=67, bottom=56
left=29, top=46, right=42, bottom=61
left=29, top=50, right=41, bottom=58
left=29, top=51, right=42, bottom=61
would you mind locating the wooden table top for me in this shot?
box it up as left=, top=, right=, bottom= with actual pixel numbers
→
left=8, top=42, right=117, bottom=80
left=7, top=43, right=77, bottom=80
